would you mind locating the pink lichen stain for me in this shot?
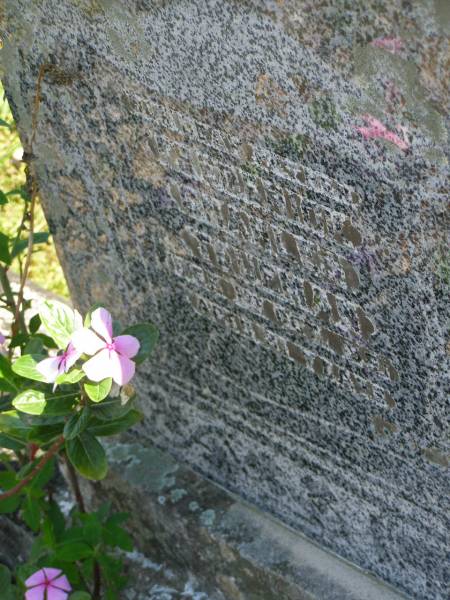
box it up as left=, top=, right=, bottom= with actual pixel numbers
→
left=371, top=37, right=403, bottom=54
left=355, top=115, right=409, bottom=151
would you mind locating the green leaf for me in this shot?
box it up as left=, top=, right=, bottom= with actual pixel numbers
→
left=13, top=389, right=78, bottom=416
left=0, top=190, right=8, bottom=205
left=84, top=378, right=112, bottom=403
left=54, top=540, right=93, bottom=561
left=69, top=593, right=92, bottom=600
left=27, top=423, right=64, bottom=444
left=31, top=456, right=56, bottom=490
left=0, top=232, right=11, bottom=265
left=23, top=335, right=44, bottom=355
left=0, top=410, right=32, bottom=436
left=45, top=500, right=66, bottom=542
left=83, top=520, right=102, bottom=546
left=103, top=523, right=133, bottom=551
left=56, top=368, right=84, bottom=385
left=89, top=396, right=133, bottom=421
left=122, top=322, right=158, bottom=364
left=22, top=492, right=41, bottom=531
left=29, top=314, right=42, bottom=334
left=11, top=232, right=50, bottom=259
left=0, top=565, right=14, bottom=600
left=64, top=408, right=91, bottom=440
left=0, top=432, right=26, bottom=451
left=0, top=471, right=21, bottom=513
left=13, top=390, right=46, bottom=415
left=87, top=409, right=142, bottom=437
left=66, top=432, right=108, bottom=480
left=12, top=354, right=48, bottom=382
left=0, top=355, right=19, bottom=392
left=0, top=118, right=11, bottom=129
left=39, top=300, right=82, bottom=349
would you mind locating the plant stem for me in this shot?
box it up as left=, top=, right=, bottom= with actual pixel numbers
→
left=64, top=454, right=86, bottom=513
left=0, top=435, right=64, bottom=501
left=0, top=265, right=26, bottom=337
left=93, top=562, right=101, bottom=600
left=64, top=454, right=102, bottom=599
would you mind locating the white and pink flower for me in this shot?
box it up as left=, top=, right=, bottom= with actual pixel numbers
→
left=72, top=307, right=139, bottom=386
left=25, top=567, right=71, bottom=600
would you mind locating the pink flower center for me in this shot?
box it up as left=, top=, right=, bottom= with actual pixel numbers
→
left=106, top=341, right=116, bottom=351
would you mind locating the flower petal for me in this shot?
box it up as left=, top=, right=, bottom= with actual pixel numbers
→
left=43, top=568, right=63, bottom=582
left=83, top=348, right=114, bottom=382
left=47, top=587, right=70, bottom=600
left=90, top=307, right=113, bottom=343
left=114, top=335, right=140, bottom=358
left=64, top=343, right=82, bottom=370
left=51, top=574, right=72, bottom=592
left=71, top=328, right=105, bottom=355
left=110, top=351, right=135, bottom=386
left=25, top=569, right=47, bottom=587
left=36, top=357, right=62, bottom=383
left=25, top=584, right=46, bottom=600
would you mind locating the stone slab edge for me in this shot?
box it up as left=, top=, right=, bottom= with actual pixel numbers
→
left=83, top=438, right=410, bottom=600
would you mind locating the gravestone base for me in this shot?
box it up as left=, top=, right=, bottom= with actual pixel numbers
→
left=82, top=437, right=407, bottom=600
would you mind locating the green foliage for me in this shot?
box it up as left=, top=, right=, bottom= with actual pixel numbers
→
left=66, top=432, right=108, bottom=481
left=0, top=255, right=158, bottom=597
left=39, top=300, right=81, bottom=349
left=84, top=378, right=112, bottom=403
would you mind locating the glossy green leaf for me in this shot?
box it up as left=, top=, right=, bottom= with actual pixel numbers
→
left=0, top=472, right=21, bottom=513
left=89, top=396, right=133, bottom=421
left=122, top=322, right=158, bottom=364
left=0, top=191, right=8, bottom=206
left=39, top=300, right=82, bottom=349
left=13, top=390, right=46, bottom=415
left=56, top=368, right=84, bottom=385
left=66, top=432, right=108, bottom=480
left=0, top=232, right=11, bottom=265
left=29, top=313, right=41, bottom=334
left=13, top=389, right=77, bottom=416
left=87, top=409, right=142, bottom=437
left=0, top=355, right=18, bottom=392
left=0, top=432, right=26, bottom=451
left=64, top=408, right=91, bottom=440
left=12, top=354, right=48, bottom=382
left=22, top=492, right=41, bottom=531
left=27, top=423, right=64, bottom=444
left=84, top=378, right=112, bottom=403
left=54, top=540, right=93, bottom=561
left=69, top=593, right=92, bottom=600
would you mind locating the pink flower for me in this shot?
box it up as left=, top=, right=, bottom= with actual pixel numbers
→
left=355, top=115, right=409, bottom=151
left=25, top=567, right=71, bottom=600
left=371, top=37, right=403, bottom=54
left=0, top=332, right=5, bottom=345
left=72, top=307, right=140, bottom=386
left=36, top=342, right=82, bottom=383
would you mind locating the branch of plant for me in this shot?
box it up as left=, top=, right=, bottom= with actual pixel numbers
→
left=63, top=453, right=86, bottom=513
left=0, top=265, right=26, bottom=340
left=0, top=435, right=64, bottom=501
left=12, top=62, right=50, bottom=335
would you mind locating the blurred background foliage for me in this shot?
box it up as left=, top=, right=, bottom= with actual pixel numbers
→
left=0, top=82, right=68, bottom=297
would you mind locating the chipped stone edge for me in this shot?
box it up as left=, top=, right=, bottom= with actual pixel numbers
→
left=82, top=437, right=410, bottom=600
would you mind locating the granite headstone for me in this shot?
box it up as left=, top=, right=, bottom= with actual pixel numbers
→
left=1, top=1, right=449, bottom=598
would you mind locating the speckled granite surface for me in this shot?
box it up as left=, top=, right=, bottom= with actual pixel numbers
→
left=1, top=1, right=448, bottom=598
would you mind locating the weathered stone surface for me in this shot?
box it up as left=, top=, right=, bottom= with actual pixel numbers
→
left=1, top=2, right=448, bottom=599
left=84, top=438, right=408, bottom=600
